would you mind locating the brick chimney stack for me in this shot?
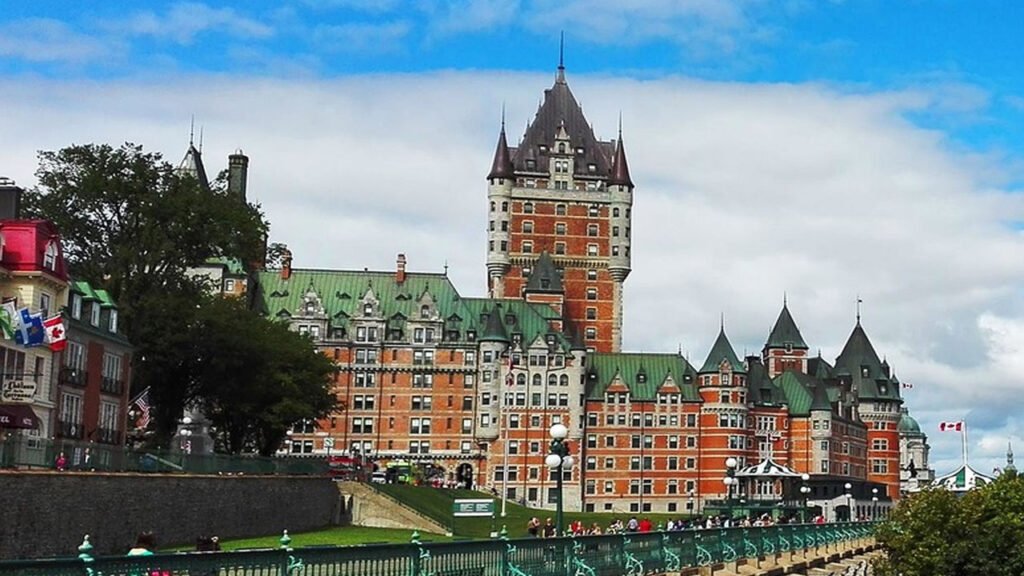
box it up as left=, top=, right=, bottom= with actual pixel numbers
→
left=0, top=177, right=22, bottom=220
left=396, top=253, right=407, bottom=284
left=281, top=248, right=293, bottom=280
left=228, top=149, right=249, bottom=202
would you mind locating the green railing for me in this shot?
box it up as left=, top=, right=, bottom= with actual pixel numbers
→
left=0, top=523, right=877, bottom=576
left=0, top=436, right=327, bottom=476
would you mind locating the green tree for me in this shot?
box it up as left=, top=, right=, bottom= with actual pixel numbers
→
left=25, top=143, right=333, bottom=450
left=190, top=298, right=336, bottom=455
left=874, top=471, right=1024, bottom=576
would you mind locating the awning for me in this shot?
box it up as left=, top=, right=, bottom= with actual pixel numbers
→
left=735, top=457, right=802, bottom=478
left=0, top=404, right=41, bottom=429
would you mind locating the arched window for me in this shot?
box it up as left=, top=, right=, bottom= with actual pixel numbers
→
left=560, top=374, right=569, bottom=386
left=532, top=374, right=542, bottom=386
left=420, top=304, right=430, bottom=318
left=363, top=303, right=373, bottom=316
left=517, top=374, right=527, bottom=386
left=548, top=374, right=558, bottom=387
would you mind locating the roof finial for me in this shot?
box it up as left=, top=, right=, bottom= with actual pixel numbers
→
left=556, top=31, right=566, bottom=83
left=198, top=125, right=204, bottom=153
left=189, top=115, right=195, bottom=147
left=618, top=111, right=623, bottom=138
left=443, top=259, right=449, bottom=276
left=783, top=291, right=787, bottom=307
left=856, top=295, right=863, bottom=325
left=500, top=102, right=506, bottom=131
left=720, top=312, right=725, bottom=331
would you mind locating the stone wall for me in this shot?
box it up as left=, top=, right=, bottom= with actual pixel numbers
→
left=0, top=471, right=344, bottom=560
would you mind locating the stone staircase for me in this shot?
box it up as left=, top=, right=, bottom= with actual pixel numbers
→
left=336, top=481, right=448, bottom=535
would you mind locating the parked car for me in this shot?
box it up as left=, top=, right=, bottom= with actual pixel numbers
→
left=371, top=471, right=388, bottom=484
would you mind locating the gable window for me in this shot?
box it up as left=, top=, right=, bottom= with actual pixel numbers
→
left=363, top=303, right=373, bottom=316
left=90, top=303, right=101, bottom=327
left=71, top=295, right=82, bottom=320
left=225, top=279, right=236, bottom=292
left=109, top=310, right=118, bottom=333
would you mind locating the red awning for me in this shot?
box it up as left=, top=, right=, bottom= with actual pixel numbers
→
left=0, top=404, right=41, bottom=429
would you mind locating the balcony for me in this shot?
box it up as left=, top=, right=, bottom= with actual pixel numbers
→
left=100, top=377, right=124, bottom=396
left=96, top=427, right=120, bottom=445
left=57, top=419, right=85, bottom=439
left=59, top=368, right=87, bottom=388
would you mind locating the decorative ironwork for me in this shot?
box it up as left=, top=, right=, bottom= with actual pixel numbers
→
left=661, top=532, right=681, bottom=572
left=622, top=536, right=644, bottom=576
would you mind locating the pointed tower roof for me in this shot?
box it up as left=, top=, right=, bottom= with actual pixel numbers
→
left=835, top=321, right=900, bottom=401
left=178, top=144, right=211, bottom=192
left=486, top=121, right=515, bottom=180
left=1007, top=442, right=1016, bottom=473
left=608, top=127, right=634, bottom=187
left=524, top=252, right=564, bottom=293
left=479, top=304, right=510, bottom=343
left=512, top=67, right=614, bottom=178
left=765, top=302, right=808, bottom=350
left=699, top=327, right=745, bottom=374
left=809, top=381, right=832, bottom=412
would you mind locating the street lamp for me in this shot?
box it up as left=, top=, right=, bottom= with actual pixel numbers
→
left=871, top=487, right=879, bottom=520
left=179, top=416, right=193, bottom=454
left=799, top=473, right=811, bottom=523
left=687, top=490, right=695, bottom=515
left=844, top=483, right=852, bottom=522
left=545, top=423, right=573, bottom=536
left=723, top=457, right=738, bottom=523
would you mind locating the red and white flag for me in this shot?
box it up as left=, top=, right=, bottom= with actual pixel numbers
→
left=939, top=421, right=963, bottom=432
left=901, top=382, right=913, bottom=389
left=43, top=315, right=67, bottom=351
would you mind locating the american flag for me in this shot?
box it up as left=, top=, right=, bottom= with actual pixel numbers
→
left=131, top=387, right=151, bottom=429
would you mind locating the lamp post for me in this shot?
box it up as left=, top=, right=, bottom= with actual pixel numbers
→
left=799, top=473, right=811, bottom=523
left=844, top=483, right=852, bottom=522
left=544, top=423, right=573, bottom=536
left=179, top=416, right=193, bottom=454
left=723, top=457, right=738, bottom=523
left=687, top=490, right=695, bottom=516
left=871, top=487, right=879, bottom=520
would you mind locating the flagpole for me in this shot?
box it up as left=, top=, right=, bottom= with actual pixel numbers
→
left=962, top=420, right=969, bottom=467
left=501, top=348, right=510, bottom=518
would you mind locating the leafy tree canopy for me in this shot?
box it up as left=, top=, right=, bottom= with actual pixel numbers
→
left=26, top=143, right=335, bottom=450
left=874, top=471, right=1024, bottom=576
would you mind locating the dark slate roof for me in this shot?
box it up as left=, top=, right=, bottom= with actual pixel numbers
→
left=834, top=322, right=901, bottom=402
left=524, top=252, right=564, bottom=293
left=807, top=354, right=833, bottom=380
left=765, top=303, right=808, bottom=350
left=746, top=357, right=783, bottom=405
left=608, top=136, right=633, bottom=187
left=699, top=328, right=746, bottom=374
left=480, top=304, right=510, bottom=343
left=511, top=72, right=614, bottom=178
left=587, top=353, right=699, bottom=401
left=179, top=144, right=211, bottom=192
left=809, top=381, right=832, bottom=412
left=486, top=127, right=515, bottom=180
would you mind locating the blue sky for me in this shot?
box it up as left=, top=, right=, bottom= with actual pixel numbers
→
left=3, top=1, right=1023, bottom=166
left=2, top=1, right=1023, bottom=476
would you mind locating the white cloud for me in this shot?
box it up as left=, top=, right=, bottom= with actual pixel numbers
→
left=110, top=2, right=274, bottom=44
left=312, top=21, right=412, bottom=54
left=1, top=70, right=1022, bottom=476
left=0, top=18, right=114, bottom=63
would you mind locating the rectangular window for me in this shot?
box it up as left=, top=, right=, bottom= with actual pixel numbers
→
left=522, top=241, right=533, bottom=254
left=90, top=303, right=100, bottom=326
left=587, top=244, right=598, bottom=256
left=71, top=295, right=82, bottom=319
left=554, top=242, right=566, bottom=255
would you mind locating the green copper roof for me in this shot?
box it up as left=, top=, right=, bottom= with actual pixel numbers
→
left=70, top=280, right=118, bottom=308
left=524, top=252, right=564, bottom=293
left=834, top=322, right=901, bottom=402
left=774, top=371, right=816, bottom=416
left=205, top=256, right=246, bottom=276
left=898, top=409, right=922, bottom=434
left=699, top=328, right=745, bottom=374
left=765, top=303, right=808, bottom=350
left=479, top=304, right=510, bottom=343
left=587, top=353, right=699, bottom=401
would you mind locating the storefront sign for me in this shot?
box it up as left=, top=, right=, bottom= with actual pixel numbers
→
left=1, top=380, right=36, bottom=403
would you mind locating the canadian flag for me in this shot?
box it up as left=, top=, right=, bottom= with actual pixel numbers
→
left=43, top=315, right=67, bottom=352
left=939, top=421, right=963, bottom=432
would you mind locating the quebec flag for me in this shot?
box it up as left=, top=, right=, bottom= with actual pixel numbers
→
left=15, top=308, right=45, bottom=347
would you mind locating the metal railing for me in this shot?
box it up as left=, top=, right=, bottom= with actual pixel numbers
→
left=0, top=522, right=877, bottom=576
left=0, top=436, right=328, bottom=476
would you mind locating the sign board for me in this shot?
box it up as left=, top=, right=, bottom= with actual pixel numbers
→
left=323, top=437, right=335, bottom=449
left=1, top=380, right=36, bottom=403
left=452, top=499, right=494, bottom=517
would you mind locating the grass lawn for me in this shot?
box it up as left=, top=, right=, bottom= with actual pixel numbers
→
left=188, top=526, right=448, bottom=551
left=374, top=484, right=688, bottom=539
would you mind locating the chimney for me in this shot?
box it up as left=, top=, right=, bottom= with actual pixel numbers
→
left=281, top=248, right=293, bottom=280
left=396, top=253, right=407, bottom=284
left=0, top=177, right=22, bottom=220
left=228, top=149, right=249, bottom=202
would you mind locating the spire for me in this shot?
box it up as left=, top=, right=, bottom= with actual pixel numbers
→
left=699, top=325, right=745, bottom=374
left=524, top=251, right=564, bottom=293
left=765, top=300, right=808, bottom=351
left=856, top=295, right=863, bottom=325
left=179, top=137, right=211, bottom=193
left=487, top=110, right=515, bottom=180
left=608, top=119, right=634, bottom=187
left=1007, top=442, right=1016, bottom=472
left=480, top=304, right=510, bottom=343
left=556, top=31, right=565, bottom=84
left=809, top=381, right=832, bottom=412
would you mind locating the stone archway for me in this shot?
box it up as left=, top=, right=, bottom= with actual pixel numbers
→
left=456, top=463, right=474, bottom=489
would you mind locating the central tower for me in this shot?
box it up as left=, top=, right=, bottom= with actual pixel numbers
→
left=485, top=62, right=634, bottom=353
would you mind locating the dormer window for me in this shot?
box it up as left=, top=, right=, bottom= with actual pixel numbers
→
left=785, top=342, right=793, bottom=353
left=526, top=159, right=536, bottom=169
left=90, top=303, right=100, bottom=327
left=637, top=373, right=646, bottom=384
left=576, top=147, right=584, bottom=155
left=363, top=303, right=373, bottom=316
left=71, top=295, right=82, bottom=320
left=109, top=310, right=118, bottom=333
left=43, top=240, right=58, bottom=270
left=305, top=301, right=316, bottom=315
left=421, top=304, right=430, bottom=318
left=558, top=143, right=566, bottom=153
left=861, top=366, right=870, bottom=378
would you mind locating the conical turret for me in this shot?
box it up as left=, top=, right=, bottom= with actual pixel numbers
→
left=487, top=126, right=515, bottom=180
left=608, top=134, right=633, bottom=188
